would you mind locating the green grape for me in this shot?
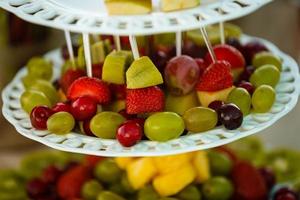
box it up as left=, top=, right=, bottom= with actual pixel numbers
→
left=208, top=151, right=233, bottom=176
left=20, top=90, right=51, bottom=114
left=21, top=74, right=42, bottom=89
left=47, top=112, right=75, bottom=134
left=97, top=191, right=125, bottom=200
left=252, top=52, right=282, bottom=71
left=137, top=185, right=160, bottom=200
left=144, top=112, right=185, bottom=142
left=28, top=79, right=59, bottom=105
left=82, top=180, right=103, bottom=200
left=202, top=177, right=234, bottom=200
left=250, top=64, right=280, bottom=88
left=90, top=112, right=125, bottom=139
left=224, top=23, right=242, bottom=38
left=227, top=87, right=251, bottom=116
left=252, top=85, right=276, bottom=113
left=94, top=159, right=122, bottom=184
left=176, top=185, right=202, bottom=200
left=121, top=174, right=135, bottom=194
left=109, top=182, right=127, bottom=196
left=183, top=107, right=218, bottom=133
left=27, top=57, right=53, bottom=80
left=61, top=59, right=77, bottom=75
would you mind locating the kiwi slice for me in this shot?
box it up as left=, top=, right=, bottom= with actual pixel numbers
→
left=126, top=56, right=163, bottom=89
left=102, top=50, right=133, bottom=84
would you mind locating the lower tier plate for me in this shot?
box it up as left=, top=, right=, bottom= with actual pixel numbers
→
left=2, top=34, right=299, bottom=157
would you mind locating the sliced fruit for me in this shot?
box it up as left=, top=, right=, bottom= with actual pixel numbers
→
left=67, top=77, right=111, bottom=104
left=193, top=151, right=211, bottom=183
left=126, top=86, right=164, bottom=114
left=91, top=41, right=106, bottom=64
left=102, top=50, right=133, bottom=84
left=21, top=90, right=52, bottom=114
left=250, top=64, right=280, bottom=88
left=165, top=92, right=199, bottom=115
left=153, top=164, right=196, bottom=197
left=197, top=86, right=235, bottom=107
left=126, top=157, right=157, bottom=190
left=126, top=56, right=163, bottom=89
left=252, top=51, right=282, bottom=71
left=105, top=0, right=152, bottom=15
left=115, top=157, right=135, bottom=170
left=60, top=69, right=86, bottom=93
left=161, top=0, right=200, bottom=12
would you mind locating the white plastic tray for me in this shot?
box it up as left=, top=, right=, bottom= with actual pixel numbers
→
left=2, top=34, right=299, bottom=157
left=0, top=0, right=271, bottom=35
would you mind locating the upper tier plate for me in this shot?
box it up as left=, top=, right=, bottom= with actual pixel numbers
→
left=2, top=35, right=299, bottom=157
left=0, top=0, right=271, bottom=35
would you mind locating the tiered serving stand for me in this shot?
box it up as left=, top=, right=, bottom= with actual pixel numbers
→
left=1, top=0, right=299, bottom=157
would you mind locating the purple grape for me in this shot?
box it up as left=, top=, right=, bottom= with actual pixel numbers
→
left=226, top=37, right=243, bottom=52
left=258, top=167, right=276, bottom=190
left=242, top=41, right=269, bottom=65
left=218, top=103, right=243, bottom=130
left=238, top=65, right=255, bottom=83
left=208, top=101, right=225, bottom=126
left=238, top=82, right=254, bottom=95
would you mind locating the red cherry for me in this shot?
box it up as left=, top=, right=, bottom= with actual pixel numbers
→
left=117, top=121, right=143, bottom=147
left=52, top=102, right=71, bottom=113
left=71, top=96, right=97, bottom=121
left=238, top=81, right=254, bottom=95
left=30, top=106, right=53, bottom=130
left=42, top=165, right=62, bottom=184
left=125, top=118, right=145, bottom=128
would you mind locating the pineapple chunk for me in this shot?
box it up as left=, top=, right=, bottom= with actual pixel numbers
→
left=153, top=164, right=196, bottom=197
left=126, top=158, right=158, bottom=190
left=197, top=86, right=235, bottom=107
left=115, top=157, right=134, bottom=169
left=193, top=151, right=210, bottom=183
left=161, top=0, right=200, bottom=12
left=105, top=0, right=152, bottom=15
left=153, top=153, right=194, bottom=174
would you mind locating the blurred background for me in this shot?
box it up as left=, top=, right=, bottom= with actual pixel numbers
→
left=0, top=0, right=299, bottom=168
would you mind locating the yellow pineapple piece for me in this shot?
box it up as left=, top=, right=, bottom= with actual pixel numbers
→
left=126, top=157, right=158, bottom=190
left=161, top=0, right=200, bottom=12
left=153, top=153, right=194, bottom=174
left=197, top=86, right=235, bottom=107
left=153, top=164, right=196, bottom=197
left=115, top=157, right=134, bottom=170
left=193, top=151, right=211, bottom=183
left=105, top=0, right=152, bottom=15
left=58, top=89, right=67, bottom=102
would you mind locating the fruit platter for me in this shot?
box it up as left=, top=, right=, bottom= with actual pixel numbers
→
left=2, top=23, right=300, bottom=156
left=2, top=137, right=300, bottom=200
left=0, top=0, right=272, bottom=35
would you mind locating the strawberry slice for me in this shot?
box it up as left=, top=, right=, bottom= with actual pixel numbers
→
left=67, top=77, right=111, bottom=104
left=231, top=161, right=267, bottom=200
left=197, top=60, right=233, bottom=92
left=57, top=165, right=91, bottom=199
left=126, top=86, right=164, bottom=114
left=205, top=44, right=246, bottom=69
left=60, top=69, right=86, bottom=93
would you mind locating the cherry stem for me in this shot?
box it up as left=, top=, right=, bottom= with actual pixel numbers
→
left=114, top=35, right=121, bottom=51
left=200, top=26, right=217, bottom=63
left=64, top=30, right=76, bottom=69
left=83, top=33, right=93, bottom=77
left=176, top=31, right=182, bottom=56
left=129, top=35, right=140, bottom=60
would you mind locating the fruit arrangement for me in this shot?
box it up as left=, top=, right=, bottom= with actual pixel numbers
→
left=18, top=23, right=284, bottom=148
left=2, top=137, right=300, bottom=200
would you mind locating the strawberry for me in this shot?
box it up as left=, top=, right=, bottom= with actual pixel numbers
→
left=197, top=60, right=233, bottom=92
left=231, top=161, right=267, bottom=200
left=67, top=77, right=111, bottom=104
left=205, top=44, right=246, bottom=69
left=57, top=165, right=91, bottom=199
left=60, top=69, right=86, bottom=93
left=109, top=84, right=126, bottom=100
left=126, top=86, right=164, bottom=114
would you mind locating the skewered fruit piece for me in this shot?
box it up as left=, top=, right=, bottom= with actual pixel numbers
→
left=102, top=50, right=133, bottom=84
left=183, top=107, right=218, bottom=133
left=60, top=69, right=86, bottom=93
left=21, top=90, right=52, bottom=114
left=105, top=0, right=152, bottom=15
left=161, top=0, right=200, bottom=12
left=252, top=52, right=282, bottom=71
left=27, top=57, right=53, bottom=81
left=165, top=92, right=199, bottom=115
left=28, top=79, right=59, bottom=105
left=252, top=85, right=276, bottom=113
left=144, top=112, right=185, bottom=142
left=126, top=56, right=163, bottom=89
left=196, top=60, right=234, bottom=107
left=193, top=151, right=211, bottom=183
left=164, top=55, right=200, bottom=96
left=90, top=112, right=125, bottom=139
left=250, top=64, right=280, bottom=88
left=91, top=41, right=106, bottom=64
left=47, top=112, right=75, bottom=135
left=227, top=87, right=251, bottom=116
